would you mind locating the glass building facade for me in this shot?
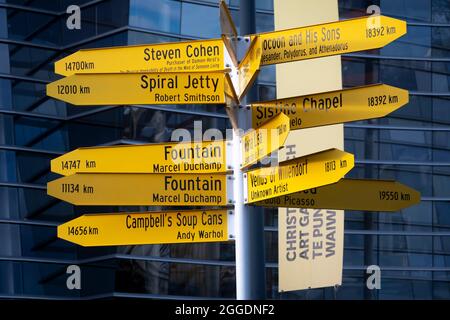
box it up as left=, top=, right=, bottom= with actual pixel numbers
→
left=0, top=0, right=449, bottom=299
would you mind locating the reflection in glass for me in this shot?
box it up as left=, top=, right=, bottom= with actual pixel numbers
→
left=181, top=3, right=220, bottom=38
left=129, top=0, right=181, bottom=34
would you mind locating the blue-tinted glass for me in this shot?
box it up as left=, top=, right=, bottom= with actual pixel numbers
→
left=345, top=127, right=433, bottom=161
left=230, top=0, right=274, bottom=11
left=258, top=64, right=275, bottom=83
left=127, top=31, right=179, bottom=46
left=345, top=200, right=432, bottom=230
left=129, top=0, right=180, bottom=34
left=381, top=0, right=431, bottom=23
left=381, top=26, right=431, bottom=58
left=256, top=12, right=274, bottom=33
left=433, top=167, right=450, bottom=197
left=379, top=272, right=432, bottom=299
left=432, top=0, right=450, bottom=23
left=181, top=2, right=220, bottom=38
left=339, top=0, right=374, bottom=19
left=5, top=9, right=62, bottom=46
left=258, top=84, right=276, bottom=101
left=342, top=57, right=433, bottom=92
left=434, top=202, right=450, bottom=228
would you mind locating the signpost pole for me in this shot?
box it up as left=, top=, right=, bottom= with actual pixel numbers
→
left=234, top=0, right=266, bottom=300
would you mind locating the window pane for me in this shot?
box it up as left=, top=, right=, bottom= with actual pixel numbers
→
left=129, top=0, right=180, bottom=34
left=181, top=3, right=220, bottom=38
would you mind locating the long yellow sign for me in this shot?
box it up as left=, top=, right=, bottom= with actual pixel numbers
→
left=255, top=15, right=406, bottom=66
left=47, top=173, right=232, bottom=206
left=57, top=209, right=232, bottom=246
left=245, top=148, right=354, bottom=204
left=55, top=39, right=226, bottom=76
left=250, top=84, right=409, bottom=129
left=241, top=113, right=290, bottom=169
left=254, top=178, right=420, bottom=211
left=46, top=72, right=226, bottom=105
left=51, top=140, right=230, bottom=176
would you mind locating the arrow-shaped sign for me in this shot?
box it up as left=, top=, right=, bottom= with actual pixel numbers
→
left=241, top=113, right=290, bottom=169
left=253, top=178, right=420, bottom=211
left=250, top=84, right=409, bottom=130
left=219, top=0, right=238, bottom=67
left=51, top=140, right=231, bottom=176
left=57, top=209, right=233, bottom=246
left=255, top=15, right=406, bottom=66
left=46, top=71, right=228, bottom=106
left=47, top=173, right=233, bottom=206
left=55, top=38, right=226, bottom=76
left=238, top=36, right=262, bottom=100
left=244, top=148, right=354, bottom=204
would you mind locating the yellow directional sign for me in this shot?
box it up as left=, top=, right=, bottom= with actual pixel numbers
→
left=238, top=36, right=262, bottom=100
left=46, top=71, right=227, bottom=106
left=244, top=148, right=354, bottom=204
left=224, top=73, right=239, bottom=105
left=51, top=140, right=231, bottom=176
left=55, top=38, right=226, bottom=76
left=47, top=173, right=232, bottom=206
left=250, top=84, right=409, bottom=129
left=254, top=178, right=421, bottom=212
left=57, top=209, right=233, bottom=246
left=255, top=15, right=406, bottom=66
left=241, top=113, right=290, bottom=169
left=219, top=0, right=238, bottom=67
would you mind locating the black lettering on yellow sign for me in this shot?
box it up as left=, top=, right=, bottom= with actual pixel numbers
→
left=201, top=211, right=223, bottom=225
left=61, top=160, right=81, bottom=171
left=303, top=93, right=342, bottom=112
left=124, top=211, right=224, bottom=233
left=254, top=103, right=297, bottom=127
left=163, top=176, right=222, bottom=191
left=278, top=159, right=308, bottom=179
left=254, top=93, right=343, bottom=124
left=260, top=27, right=350, bottom=65
left=176, top=213, right=198, bottom=228
left=153, top=162, right=223, bottom=173
left=140, top=75, right=219, bottom=92
left=143, top=44, right=220, bottom=61
left=198, top=229, right=223, bottom=239
left=276, top=123, right=288, bottom=135
left=126, top=213, right=171, bottom=231
left=64, top=61, right=95, bottom=72
left=183, top=93, right=221, bottom=102
left=243, top=131, right=264, bottom=153
left=164, top=144, right=222, bottom=161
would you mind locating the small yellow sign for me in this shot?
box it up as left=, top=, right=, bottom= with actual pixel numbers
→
left=47, top=173, right=232, bottom=206
left=241, top=113, right=290, bottom=169
left=245, top=148, right=354, bottom=204
left=51, top=140, right=230, bottom=176
left=46, top=72, right=226, bottom=106
left=255, top=15, right=406, bottom=66
left=250, top=84, right=409, bottom=129
left=55, top=38, right=226, bottom=76
left=57, top=209, right=232, bottom=247
left=254, top=178, right=421, bottom=212
left=238, top=36, right=262, bottom=99
left=224, top=73, right=239, bottom=105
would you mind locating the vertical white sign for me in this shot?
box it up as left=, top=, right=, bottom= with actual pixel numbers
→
left=274, top=0, right=345, bottom=292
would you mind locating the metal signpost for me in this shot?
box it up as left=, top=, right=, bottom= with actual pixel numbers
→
left=45, top=0, right=420, bottom=300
